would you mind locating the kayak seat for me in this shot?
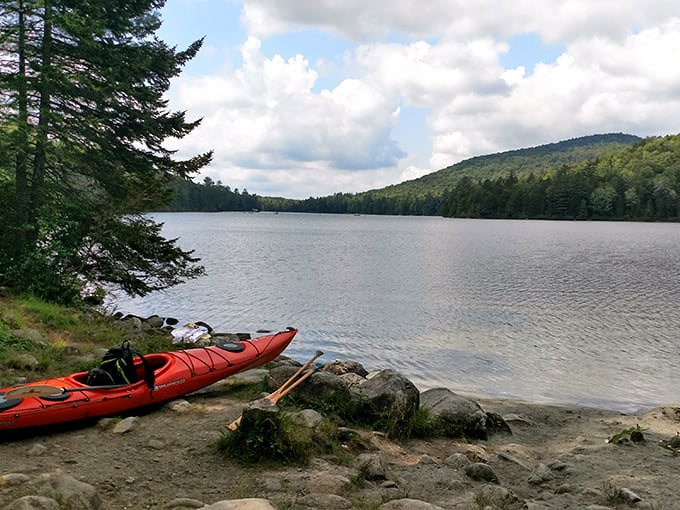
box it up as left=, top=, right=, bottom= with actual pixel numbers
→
left=40, top=391, right=70, bottom=401
left=217, top=342, right=245, bottom=352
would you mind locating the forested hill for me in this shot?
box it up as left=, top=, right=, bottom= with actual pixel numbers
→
left=164, top=132, right=680, bottom=221
left=364, top=133, right=641, bottom=200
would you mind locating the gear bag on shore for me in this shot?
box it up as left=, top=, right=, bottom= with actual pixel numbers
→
left=86, top=341, right=155, bottom=389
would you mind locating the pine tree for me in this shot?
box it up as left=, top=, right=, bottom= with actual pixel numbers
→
left=0, top=0, right=212, bottom=302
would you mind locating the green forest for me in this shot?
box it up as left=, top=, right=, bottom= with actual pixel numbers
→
left=163, top=132, right=680, bottom=221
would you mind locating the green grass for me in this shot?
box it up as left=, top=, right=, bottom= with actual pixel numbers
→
left=0, top=296, right=170, bottom=387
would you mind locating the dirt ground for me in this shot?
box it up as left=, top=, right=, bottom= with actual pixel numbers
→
left=1, top=375, right=680, bottom=510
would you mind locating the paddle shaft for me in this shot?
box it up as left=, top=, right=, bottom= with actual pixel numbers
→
left=226, top=351, right=324, bottom=431
left=268, top=365, right=318, bottom=405
left=268, top=350, right=323, bottom=402
left=226, top=366, right=319, bottom=431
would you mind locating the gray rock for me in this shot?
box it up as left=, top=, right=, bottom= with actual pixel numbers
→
left=3, top=496, right=60, bottom=510
left=166, top=399, right=193, bottom=413
left=147, top=439, right=165, bottom=450
left=291, top=409, right=324, bottom=429
left=162, top=498, right=205, bottom=509
left=228, top=369, right=269, bottom=385
left=527, top=463, right=554, bottom=484
left=37, top=472, right=101, bottom=510
left=144, top=315, right=165, bottom=328
left=353, top=369, right=419, bottom=423
left=322, top=360, right=368, bottom=377
left=0, top=473, right=31, bottom=486
left=338, top=372, right=365, bottom=389
left=464, top=462, right=500, bottom=483
left=417, top=454, right=438, bottom=465
left=28, top=444, right=47, bottom=456
left=378, top=499, right=446, bottom=510
left=13, top=353, right=40, bottom=369
left=267, top=368, right=350, bottom=404
left=355, top=453, right=387, bottom=481
left=201, top=500, right=276, bottom=510
left=444, top=453, right=471, bottom=469
left=294, top=493, right=352, bottom=509
left=420, top=388, right=491, bottom=439
left=10, top=329, right=44, bottom=344
left=475, top=485, right=528, bottom=509
left=305, top=473, right=352, bottom=494
left=112, top=416, right=140, bottom=434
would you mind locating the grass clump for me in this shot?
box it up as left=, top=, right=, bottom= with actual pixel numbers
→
left=217, top=411, right=312, bottom=465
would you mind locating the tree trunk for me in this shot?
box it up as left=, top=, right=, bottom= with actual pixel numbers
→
left=28, top=0, right=52, bottom=247
left=13, top=0, right=31, bottom=257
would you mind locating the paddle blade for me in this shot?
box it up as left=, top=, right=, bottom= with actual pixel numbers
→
left=4, top=385, right=64, bottom=399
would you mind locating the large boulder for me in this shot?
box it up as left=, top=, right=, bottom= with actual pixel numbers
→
left=265, top=366, right=351, bottom=404
left=420, top=388, right=510, bottom=439
left=353, top=369, right=420, bottom=424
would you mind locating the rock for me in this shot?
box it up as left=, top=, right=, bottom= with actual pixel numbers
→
left=10, top=329, right=45, bottom=344
left=13, top=353, right=40, bottom=370
left=620, top=488, right=642, bottom=503
left=162, top=498, right=206, bottom=509
left=338, top=372, right=365, bottom=389
left=377, top=499, right=446, bottom=509
left=420, top=388, right=491, bottom=439
left=28, top=444, right=47, bottom=456
left=37, top=472, right=101, bottom=510
left=266, top=368, right=350, bottom=404
left=147, top=439, right=165, bottom=450
left=237, top=398, right=281, bottom=430
left=486, top=411, right=513, bottom=434
left=294, top=494, right=352, bottom=509
left=444, top=453, right=471, bottom=469
left=474, top=485, right=528, bottom=509
left=353, top=369, right=419, bottom=424
left=418, top=454, right=438, bottom=465
left=112, top=416, right=140, bottom=434
left=144, top=315, right=165, bottom=328
left=166, top=399, right=193, bottom=413
left=3, top=495, right=60, bottom=510
left=323, top=360, right=368, bottom=377
left=502, top=413, right=536, bottom=426
left=0, top=473, right=31, bottom=486
left=528, top=463, right=554, bottom=484
left=305, top=473, right=352, bottom=494
left=291, top=409, right=324, bottom=429
left=464, top=462, right=500, bottom=483
left=201, top=499, right=276, bottom=510
left=228, top=369, right=269, bottom=385
left=355, top=453, right=387, bottom=481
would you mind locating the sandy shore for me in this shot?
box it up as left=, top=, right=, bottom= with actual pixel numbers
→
left=1, top=378, right=679, bottom=509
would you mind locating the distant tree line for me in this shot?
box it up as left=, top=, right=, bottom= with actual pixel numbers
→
left=162, top=177, right=260, bottom=212
left=165, top=134, right=680, bottom=221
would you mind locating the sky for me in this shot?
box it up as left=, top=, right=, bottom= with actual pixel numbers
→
left=157, top=0, right=680, bottom=199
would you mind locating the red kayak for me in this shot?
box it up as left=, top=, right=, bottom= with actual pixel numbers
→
left=0, top=327, right=297, bottom=432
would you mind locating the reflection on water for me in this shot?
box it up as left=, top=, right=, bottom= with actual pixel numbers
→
left=109, top=213, right=680, bottom=412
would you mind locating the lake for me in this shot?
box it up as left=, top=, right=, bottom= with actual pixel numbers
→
left=108, top=212, right=680, bottom=412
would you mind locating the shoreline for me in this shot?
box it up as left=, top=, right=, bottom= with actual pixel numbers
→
left=2, top=380, right=679, bottom=509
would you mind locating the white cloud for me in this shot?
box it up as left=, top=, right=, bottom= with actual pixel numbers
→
left=165, top=1, right=680, bottom=198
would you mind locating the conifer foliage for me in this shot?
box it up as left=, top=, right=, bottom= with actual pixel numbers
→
left=0, top=0, right=211, bottom=302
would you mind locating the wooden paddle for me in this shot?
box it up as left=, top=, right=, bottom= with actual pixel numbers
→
left=227, top=350, right=324, bottom=430
left=267, top=349, right=323, bottom=402
left=3, top=384, right=128, bottom=399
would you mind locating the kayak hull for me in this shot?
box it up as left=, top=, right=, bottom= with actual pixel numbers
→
left=0, top=328, right=297, bottom=432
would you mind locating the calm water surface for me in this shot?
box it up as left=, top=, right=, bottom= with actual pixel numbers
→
left=110, top=212, right=680, bottom=412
